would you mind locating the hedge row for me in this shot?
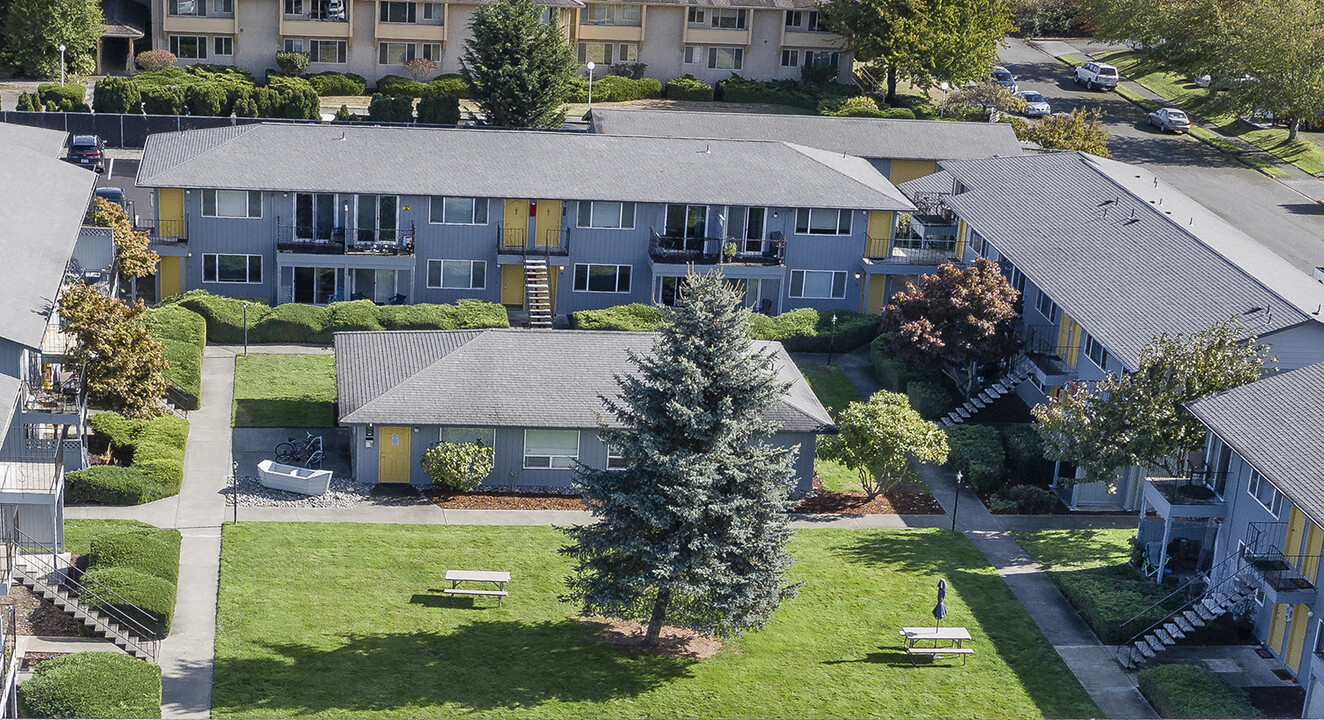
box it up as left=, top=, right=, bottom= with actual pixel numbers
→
left=944, top=424, right=1006, bottom=494
left=84, top=525, right=182, bottom=638
left=66, top=413, right=189, bottom=505
left=943, top=422, right=1056, bottom=498
left=160, top=291, right=509, bottom=344
left=664, top=75, right=713, bottom=101
left=1137, top=664, right=1260, bottom=719
left=716, top=74, right=857, bottom=110
left=569, top=303, right=666, bottom=331
left=307, top=71, right=367, bottom=96
left=364, top=91, right=460, bottom=124
left=375, top=73, right=467, bottom=98
left=568, top=75, right=662, bottom=103
left=141, top=305, right=206, bottom=411
left=568, top=304, right=879, bottom=353
left=18, top=652, right=162, bottom=719
left=1052, top=567, right=1173, bottom=644
left=91, top=66, right=319, bottom=119
left=990, top=484, right=1057, bottom=514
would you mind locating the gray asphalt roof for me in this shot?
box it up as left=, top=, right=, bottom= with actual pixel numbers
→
left=3, top=123, right=69, bottom=157
left=936, top=151, right=1323, bottom=369
left=896, top=170, right=955, bottom=197
left=0, top=125, right=98, bottom=349
left=335, top=329, right=835, bottom=433
left=586, top=108, right=1024, bottom=162
left=137, top=123, right=913, bottom=211
left=1187, top=361, right=1324, bottom=527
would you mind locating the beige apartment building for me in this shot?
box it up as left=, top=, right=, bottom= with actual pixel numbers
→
left=151, top=0, right=852, bottom=86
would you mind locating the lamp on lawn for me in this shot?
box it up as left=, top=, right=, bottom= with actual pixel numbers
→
left=58, top=44, right=66, bottom=86
left=939, top=81, right=950, bottom=119
left=826, top=313, right=838, bottom=366
left=950, top=471, right=963, bottom=533
left=586, top=61, right=596, bottom=112
left=242, top=302, right=249, bottom=357
left=231, top=460, right=239, bottom=524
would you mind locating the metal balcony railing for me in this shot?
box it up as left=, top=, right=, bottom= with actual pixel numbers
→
left=1242, top=521, right=1320, bottom=593
left=140, top=218, right=187, bottom=243
left=496, top=226, right=569, bottom=255
left=865, top=234, right=957, bottom=264
left=648, top=229, right=785, bottom=266
left=277, top=222, right=415, bottom=256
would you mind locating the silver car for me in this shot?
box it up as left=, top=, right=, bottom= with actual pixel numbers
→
left=1017, top=90, right=1051, bottom=117
left=1148, top=107, right=1192, bottom=133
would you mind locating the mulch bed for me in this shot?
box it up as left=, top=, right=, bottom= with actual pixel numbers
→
left=21, top=652, right=72, bottom=669
left=1245, top=685, right=1305, bottom=719
left=425, top=490, right=587, bottom=511
left=579, top=618, right=723, bottom=659
left=794, top=490, right=943, bottom=515
left=0, top=585, right=81, bottom=637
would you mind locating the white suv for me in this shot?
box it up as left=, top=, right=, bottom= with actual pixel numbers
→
left=1073, top=62, right=1119, bottom=91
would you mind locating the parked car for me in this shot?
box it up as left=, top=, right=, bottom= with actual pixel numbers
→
left=93, top=186, right=127, bottom=212
left=990, top=66, right=1018, bottom=94
left=1148, top=107, right=1192, bottom=133
left=1194, top=74, right=1212, bottom=88
left=65, top=135, right=105, bottom=172
left=1016, top=90, right=1051, bottom=117
left=1073, top=62, right=1119, bottom=91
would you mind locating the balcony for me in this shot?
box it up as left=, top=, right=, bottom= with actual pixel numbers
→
left=496, top=227, right=570, bottom=256
left=281, top=2, right=351, bottom=38
left=141, top=219, right=187, bottom=245
left=1142, top=474, right=1228, bottom=519
left=1242, top=521, right=1320, bottom=604
left=276, top=223, right=415, bottom=256
left=864, top=235, right=957, bottom=266
left=0, top=440, right=64, bottom=501
left=19, top=379, right=85, bottom=426
left=1022, top=323, right=1080, bottom=384
left=648, top=230, right=785, bottom=267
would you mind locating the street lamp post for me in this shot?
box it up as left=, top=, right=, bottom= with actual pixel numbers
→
left=950, top=471, right=964, bottom=533
left=939, top=81, right=950, bottom=119
left=231, top=461, right=239, bottom=524
left=586, top=61, right=596, bottom=112
left=826, top=313, right=839, bottom=366
left=58, top=44, right=66, bottom=86
left=242, top=302, right=249, bottom=357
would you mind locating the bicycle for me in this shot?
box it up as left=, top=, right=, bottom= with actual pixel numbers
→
left=274, top=432, right=322, bottom=465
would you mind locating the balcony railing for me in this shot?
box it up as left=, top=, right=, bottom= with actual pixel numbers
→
left=864, top=235, right=957, bottom=265
left=1144, top=474, right=1229, bottom=516
left=140, top=219, right=187, bottom=244
left=284, top=2, right=348, bottom=22
left=1243, top=521, right=1321, bottom=594
left=648, top=230, right=785, bottom=266
left=0, top=441, right=62, bottom=496
left=911, top=192, right=955, bottom=222
left=496, top=226, right=570, bottom=256
left=19, top=379, right=84, bottom=418
left=276, top=223, right=415, bottom=256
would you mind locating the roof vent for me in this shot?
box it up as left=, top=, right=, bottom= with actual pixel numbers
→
left=699, top=144, right=711, bottom=154
left=338, top=132, right=347, bottom=141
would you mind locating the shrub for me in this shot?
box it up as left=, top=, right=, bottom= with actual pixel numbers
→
left=989, top=498, right=1019, bottom=514
left=368, top=92, right=414, bottom=122
left=1012, top=0, right=1089, bottom=37
left=1137, top=664, right=1260, bottom=719
left=403, top=57, right=438, bottom=81
left=306, top=71, right=367, bottom=96
left=68, top=413, right=188, bottom=504
left=184, top=83, right=228, bottom=116
left=141, top=86, right=185, bottom=115
left=428, top=74, right=468, bottom=98
left=944, top=424, right=1005, bottom=494
left=717, top=74, right=855, bottom=110
left=334, top=104, right=353, bottom=121
left=906, top=380, right=954, bottom=421
left=16, top=91, right=38, bottom=111
left=871, top=340, right=944, bottom=392
left=749, top=309, right=878, bottom=353
left=570, top=303, right=668, bottom=331
left=89, top=528, right=182, bottom=585
left=1054, top=570, right=1171, bottom=644
left=991, top=484, right=1057, bottom=514
left=190, top=64, right=258, bottom=86
left=266, top=75, right=320, bottom=119
left=375, top=74, right=428, bottom=97
left=665, top=74, right=713, bottom=101
left=317, top=299, right=383, bottom=341
left=801, top=61, right=839, bottom=85
left=141, top=305, right=206, bottom=411
left=825, top=95, right=886, bottom=117
left=251, top=302, right=327, bottom=343
left=374, top=300, right=511, bottom=330
left=159, top=290, right=271, bottom=343
left=18, top=652, right=162, bottom=719
left=84, top=565, right=176, bottom=637
left=93, top=77, right=142, bottom=114
left=567, top=75, right=661, bottom=103
left=421, top=441, right=495, bottom=491
left=1000, top=424, right=1054, bottom=485
left=608, top=62, right=647, bottom=79
left=417, top=90, right=460, bottom=124
left=232, top=93, right=259, bottom=117
left=37, top=82, right=88, bottom=112
left=135, top=49, right=177, bottom=72
left=65, top=466, right=157, bottom=505
left=878, top=107, right=916, bottom=119
left=275, top=51, right=310, bottom=76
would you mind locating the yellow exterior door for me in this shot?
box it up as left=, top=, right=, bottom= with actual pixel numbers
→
left=503, top=199, right=529, bottom=249
left=1056, top=316, right=1082, bottom=366
left=159, top=256, right=183, bottom=298
left=535, top=200, right=562, bottom=247
left=547, top=266, right=559, bottom=312
left=866, top=211, right=894, bottom=257
left=1303, top=521, right=1324, bottom=584
left=1269, top=604, right=1289, bottom=653
left=864, top=275, right=888, bottom=314
left=377, top=426, right=412, bottom=484
left=500, top=265, right=525, bottom=308
left=1286, top=604, right=1311, bottom=673
left=158, top=188, right=185, bottom=236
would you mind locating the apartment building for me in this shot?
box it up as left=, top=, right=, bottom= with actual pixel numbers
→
left=151, top=0, right=851, bottom=86
left=895, top=151, right=1324, bottom=510
left=135, top=122, right=914, bottom=317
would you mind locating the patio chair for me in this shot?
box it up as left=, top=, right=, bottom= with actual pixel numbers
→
left=1142, top=541, right=1172, bottom=578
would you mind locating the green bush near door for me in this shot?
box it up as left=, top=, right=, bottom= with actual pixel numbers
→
left=1137, top=664, right=1260, bottom=718
left=18, top=652, right=162, bottom=719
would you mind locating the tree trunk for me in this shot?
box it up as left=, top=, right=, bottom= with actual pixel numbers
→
left=642, top=588, right=671, bottom=648
left=1289, top=117, right=1300, bottom=142
left=886, top=65, right=897, bottom=104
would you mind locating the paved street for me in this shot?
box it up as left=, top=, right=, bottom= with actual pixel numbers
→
left=998, top=38, right=1324, bottom=274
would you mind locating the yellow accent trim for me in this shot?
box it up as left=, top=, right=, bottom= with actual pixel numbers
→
left=377, top=426, right=412, bottom=484
left=1068, top=322, right=1083, bottom=367
left=888, top=160, right=939, bottom=184
left=534, top=200, right=562, bottom=247
left=1056, top=314, right=1073, bottom=356
left=158, top=188, right=185, bottom=226
left=1303, top=522, right=1324, bottom=585
left=1286, top=603, right=1311, bottom=673
left=1269, top=604, right=1289, bottom=653
left=955, top=220, right=967, bottom=258
left=867, top=211, right=893, bottom=255
left=865, top=275, right=888, bottom=314
left=159, top=256, right=183, bottom=299
left=500, top=265, right=524, bottom=308
left=1287, top=506, right=1308, bottom=561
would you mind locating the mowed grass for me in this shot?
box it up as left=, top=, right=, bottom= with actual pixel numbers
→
left=214, top=523, right=1098, bottom=719
left=1010, top=528, right=1137, bottom=573
left=798, top=363, right=866, bottom=493
left=232, top=354, right=336, bottom=428
left=64, top=519, right=161, bottom=554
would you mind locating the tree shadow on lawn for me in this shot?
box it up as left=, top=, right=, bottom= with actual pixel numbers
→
left=833, top=532, right=1100, bottom=718
left=1011, top=528, right=1134, bottom=570
left=213, top=619, right=696, bottom=717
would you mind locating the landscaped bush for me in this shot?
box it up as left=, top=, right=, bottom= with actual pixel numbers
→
left=871, top=338, right=945, bottom=392
left=368, top=92, right=414, bottom=122
left=416, top=90, right=460, bottom=124
left=306, top=71, right=367, bottom=96
left=67, top=413, right=189, bottom=504
left=185, top=82, right=229, bottom=117
left=717, top=74, right=856, bottom=110
left=567, top=75, right=662, bottom=103
left=251, top=302, right=327, bottom=343
left=1001, top=424, right=1054, bottom=485
left=92, top=77, right=142, bottom=114
left=878, top=107, right=916, bottom=119
left=665, top=75, right=713, bottom=101
left=375, top=74, right=428, bottom=97
left=1054, top=571, right=1171, bottom=644
left=37, top=82, right=89, bottom=112
left=275, top=51, right=310, bottom=76
left=141, top=305, right=205, bottom=411
left=570, top=303, right=668, bottom=331
left=89, top=527, right=182, bottom=585
left=18, top=651, right=162, bottom=719
left=1137, top=664, right=1260, bottom=719
left=991, top=484, right=1057, bottom=514
left=944, top=424, right=1005, bottom=494
left=159, top=291, right=269, bottom=343
left=135, top=49, right=177, bottom=72
left=63, top=466, right=157, bottom=505
left=906, top=380, right=955, bottom=421
left=265, top=75, right=320, bottom=119
left=318, top=300, right=383, bottom=339
left=749, top=309, right=879, bottom=353
left=84, top=565, right=176, bottom=637
left=428, top=74, right=468, bottom=98
left=141, top=85, right=185, bottom=115
left=374, top=300, right=511, bottom=330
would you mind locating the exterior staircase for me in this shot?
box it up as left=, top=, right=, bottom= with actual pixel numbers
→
left=523, top=259, right=553, bottom=329
left=937, top=355, right=1036, bottom=428
left=1114, top=556, right=1254, bottom=670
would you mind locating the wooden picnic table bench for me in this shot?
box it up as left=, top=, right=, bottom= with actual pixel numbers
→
left=899, top=626, right=974, bottom=665
left=442, top=570, right=510, bottom=607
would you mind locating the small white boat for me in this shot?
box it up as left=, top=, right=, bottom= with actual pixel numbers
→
left=257, top=459, right=333, bottom=495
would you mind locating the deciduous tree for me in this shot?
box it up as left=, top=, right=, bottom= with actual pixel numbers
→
left=951, top=78, right=1027, bottom=118
left=820, top=392, right=949, bottom=498
left=89, top=197, right=159, bottom=280
left=561, top=272, right=800, bottom=649
left=460, top=0, right=576, bottom=129
left=878, top=258, right=1020, bottom=398
left=1033, top=320, right=1270, bottom=487
left=1016, top=108, right=1111, bottom=157
left=58, top=284, right=167, bottom=418
left=2, top=0, right=100, bottom=78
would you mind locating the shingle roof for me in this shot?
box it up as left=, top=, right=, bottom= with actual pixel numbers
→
left=586, top=108, right=1024, bottom=162
left=137, top=123, right=913, bottom=211
left=0, top=125, right=98, bottom=349
left=1187, top=362, right=1324, bottom=526
left=335, top=329, right=835, bottom=433
left=936, top=152, right=1323, bottom=369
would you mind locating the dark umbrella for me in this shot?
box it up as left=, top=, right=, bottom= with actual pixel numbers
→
left=932, top=579, right=948, bottom=630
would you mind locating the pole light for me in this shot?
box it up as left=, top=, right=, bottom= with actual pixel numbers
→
left=231, top=461, right=239, bottom=525
left=242, top=302, right=249, bottom=357
left=950, top=471, right=963, bottom=533
left=58, top=44, right=66, bottom=86
left=826, top=313, right=839, bottom=366
left=939, top=81, right=950, bottom=119
left=586, top=61, right=596, bottom=112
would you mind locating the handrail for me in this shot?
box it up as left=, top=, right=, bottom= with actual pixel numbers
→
left=1117, top=550, right=1244, bottom=648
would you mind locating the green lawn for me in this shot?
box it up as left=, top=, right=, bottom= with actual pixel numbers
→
left=1099, top=50, right=1324, bottom=176
left=232, top=354, right=336, bottom=428
left=214, top=523, right=1098, bottom=719
left=798, top=363, right=866, bottom=493
left=64, top=519, right=160, bottom=554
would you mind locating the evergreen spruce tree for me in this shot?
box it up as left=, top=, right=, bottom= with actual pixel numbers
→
left=561, top=272, right=801, bottom=648
left=459, top=0, right=575, bottom=129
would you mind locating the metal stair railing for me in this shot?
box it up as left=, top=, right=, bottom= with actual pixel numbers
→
left=1115, top=551, right=1246, bottom=663
left=9, top=527, right=161, bottom=662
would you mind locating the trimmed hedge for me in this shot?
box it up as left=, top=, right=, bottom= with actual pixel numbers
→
left=141, top=305, right=206, bottom=411
left=1001, top=424, right=1054, bottom=485
left=18, top=652, right=162, bottom=719
left=89, top=528, right=182, bottom=585
left=716, top=74, right=856, bottom=110
left=417, top=90, right=460, bottom=124
left=567, top=304, right=878, bottom=352
left=991, top=484, right=1057, bottom=514
left=79, top=523, right=181, bottom=641
left=84, top=566, right=176, bottom=637
left=906, top=380, right=955, bottom=421
left=570, top=303, right=667, bottom=331
left=306, top=71, right=367, bottom=96
left=66, top=413, right=189, bottom=505
left=568, top=75, right=662, bottom=103
left=871, top=339, right=945, bottom=392
left=38, top=82, right=89, bottom=112
left=94, top=66, right=318, bottom=119
left=944, top=424, right=1005, bottom=494
left=375, top=74, right=467, bottom=98
left=1137, top=664, right=1260, bottom=719
left=375, top=299, right=511, bottom=330
left=92, top=76, right=141, bottom=114
left=368, top=92, right=414, bottom=122
left=665, top=75, right=713, bottom=101
left=1053, top=570, right=1171, bottom=644
left=252, top=302, right=328, bottom=343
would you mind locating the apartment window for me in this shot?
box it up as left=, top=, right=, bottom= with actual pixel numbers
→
left=1084, top=334, right=1108, bottom=369
left=1247, top=470, right=1284, bottom=517
left=789, top=270, right=847, bottom=299
left=664, top=204, right=708, bottom=240
left=786, top=9, right=826, bottom=30
left=808, top=10, right=826, bottom=30
left=380, top=1, right=418, bottom=23
left=795, top=208, right=851, bottom=235
left=683, top=45, right=704, bottom=64
left=709, top=8, right=746, bottom=29
left=422, top=2, right=443, bottom=21
left=378, top=42, right=414, bottom=65
left=430, top=196, right=489, bottom=225
left=305, top=39, right=347, bottom=63
left=1002, top=261, right=1027, bottom=293
left=214, top=0, right=233, bottom=12
left=421, top=43, right=441, bottom=61
left=1036, top=290, right=1059, bottom=323
left=727, top=206, right=766, bottom=251
left=577, top=201, right=635, bottom=229
left=581, top=3, right=642, bottom=26
left=686, top=7, right=704, bottom=24
left=203, top=254, right=262, bottom=284
left=202, top=189, right=261, bottom=218
left=785, top=10, right=801, bottom=26
left=292, top=266, right=338, bottom=305
left=523, top=429, right=579, bottom=469
left=781, top=49, right=799, bottom=67
left=577, top=42, right=637, bottom=64
left=805, top=50, right=840, bottom=67
left=284, top=0, right=303, bottom=14
left=169, top=35, right=207, bottom=59
left=708, top=46, right=743, bottom=70
left=427, top=260, right=486, bottom=290
left=284, top=38, right=305, bottom=53
left=1204, top=434, right=1232, bottom=497
left=440, top=427, right=495, bottom=446
left=213, top=36, right=234, bottom=56
left=606, top=443, right=628, bottom=469
left=168, top=0, right=200, bottom=16
left=573, top=264, right=631, bottom=293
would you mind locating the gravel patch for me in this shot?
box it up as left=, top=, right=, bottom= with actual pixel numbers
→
left=222, top=474, right=372, bottom=508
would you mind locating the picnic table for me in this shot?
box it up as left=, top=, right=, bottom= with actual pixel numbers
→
left=899, top=626, right=974, bottom=665
left=442, top=570, right=510, bottom=607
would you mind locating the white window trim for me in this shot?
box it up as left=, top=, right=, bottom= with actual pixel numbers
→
left=426, top=259, right=486, bottom=290
left=577, top=201, right=635, bottom=230
left=573, top=263, right=632, bottom=294
left=789, top=269, right=847, bottom=299
left=1036, top=291, right=1059, bottom=324
left=605, top=441, right=627, bottom=470
left=1247, top=470, right=1284, bottom=518
left=1084, top=334, right=1108, bottom=369
left=202, top=253, right=262, bottom=284
left=430, top=196, right=489, bottom=225
left=795, top=208, right=852, bottom=236
left=522, top=429, right=580, bottom=470
left=202, top=189, right=261, bottom=219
